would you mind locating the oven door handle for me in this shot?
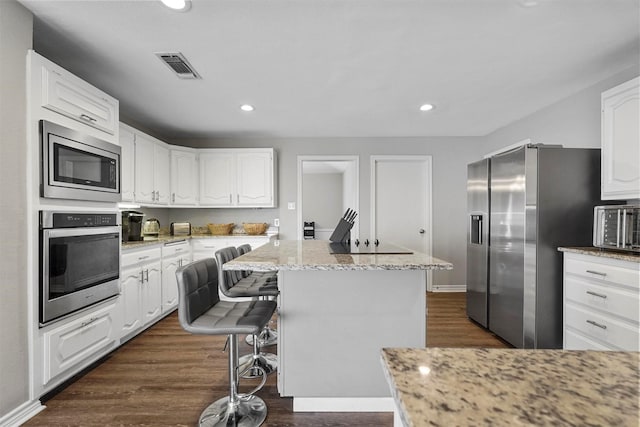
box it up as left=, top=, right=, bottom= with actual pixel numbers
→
left=43, top=225, right=121, bottom=238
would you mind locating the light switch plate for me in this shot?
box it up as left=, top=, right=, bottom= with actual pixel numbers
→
left=274, top=218, right=280, bottom=227
left=287, top=202, right=296, bottom=210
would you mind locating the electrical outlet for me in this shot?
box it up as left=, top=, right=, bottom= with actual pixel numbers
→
left=287, top=202, right=296, bottom=210
left=274, top=218, right=280, bottom=227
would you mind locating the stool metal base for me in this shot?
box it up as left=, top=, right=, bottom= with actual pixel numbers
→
left=239, top=352, right=277, bottom=378
left=245, top=327, right=278, bottom=347
left=199, top=395, right=267, bottom=427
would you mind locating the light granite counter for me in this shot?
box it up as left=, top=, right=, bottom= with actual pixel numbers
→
left=121, top=233, right=272, bottom=249
left=559, top=246, right=640, bottom=263
left=381, top=347, right=640, bottom=427
left=223, top=239, right=453, bottom=271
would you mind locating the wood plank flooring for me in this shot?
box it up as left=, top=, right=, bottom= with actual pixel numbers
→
left=24, top=292, right=508, bottom=426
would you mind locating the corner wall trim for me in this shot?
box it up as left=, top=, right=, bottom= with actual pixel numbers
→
left=0, top=400, right=45, bottom=427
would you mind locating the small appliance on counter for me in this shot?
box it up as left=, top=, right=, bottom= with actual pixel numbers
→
left=170, top=222, right=191, bottom=236
left=593, top=205, right=640, bottom=253
left=143, top=218, right=161, bottom=238
left=121, top=211, right=144, bottom=242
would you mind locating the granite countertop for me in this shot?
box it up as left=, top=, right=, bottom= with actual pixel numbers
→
left=222, top=239, right=453, bottom=271
left=121, top=233, right=272, bottom=249
left=380, top=347, right=639, bottom=427
left=558, top=246, right=640, bottom=263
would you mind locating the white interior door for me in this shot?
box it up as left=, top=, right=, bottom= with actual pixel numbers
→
left=371, top=155, right=433, bottom=289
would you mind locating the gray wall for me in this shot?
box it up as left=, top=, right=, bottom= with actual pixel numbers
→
left=302, top=172, right=343, bottom=230
left=177, top=137, right=487, bottom=289
left=0, top=0, right=32, bottom=418
left=484, top=66, right=640, bottom=152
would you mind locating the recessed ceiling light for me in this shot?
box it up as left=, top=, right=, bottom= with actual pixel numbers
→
left=240, top=104, right=255, bottom=112
left=419, top=104, right=435, bottom=112
left=160, top=0, right=191, bottom=12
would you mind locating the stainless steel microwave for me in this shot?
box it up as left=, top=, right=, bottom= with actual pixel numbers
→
left=40, top=120, right=121, bottom=202
left=593, top=205, right=640, bottom=253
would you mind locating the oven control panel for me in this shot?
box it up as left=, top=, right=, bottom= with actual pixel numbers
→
left=41, top=211, right=119, bottom=229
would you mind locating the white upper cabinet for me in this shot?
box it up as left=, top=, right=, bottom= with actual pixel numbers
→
left=236, top=150, right=275, bottom=206
left=199, top=149, right=276, bottom=208
left=40, top=60, right=118, bottom=135
left=134, top=133, right=170, bottom=205
left=119, top=124, right=135, bottom=202
left=170, top=148, right=198, bottom=205
left=199, top=151, right=236, bottom=206
left=601, top=77, right=640, bottom=201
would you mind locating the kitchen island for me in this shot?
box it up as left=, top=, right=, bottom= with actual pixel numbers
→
left=223, top=239, right=452, bottom=412
left=381, top=347, right=639, bottom=427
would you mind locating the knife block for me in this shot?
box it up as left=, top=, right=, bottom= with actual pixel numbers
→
left=329, top=218, right=353, bottom=243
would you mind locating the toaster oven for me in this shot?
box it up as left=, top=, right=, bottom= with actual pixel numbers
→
left=593, top=205, right=640, bottom=253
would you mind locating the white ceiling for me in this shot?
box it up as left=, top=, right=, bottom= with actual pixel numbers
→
left=18, top=0, right=640, bottom=140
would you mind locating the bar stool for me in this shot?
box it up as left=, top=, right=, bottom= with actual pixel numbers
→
left=236, top=244, right=278, bottom=348
left=175, top=258, right=276, bottom=427
left=215, top=247, right=279, bottom=378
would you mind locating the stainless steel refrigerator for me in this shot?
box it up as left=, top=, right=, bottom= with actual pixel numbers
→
left=466, top=145, right=601, bottom=348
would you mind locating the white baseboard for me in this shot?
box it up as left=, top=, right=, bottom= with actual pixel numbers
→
left=431, top=284, right=466, bottom=292
left=0, top=400, right=45, bottom=427
left=293, top=397, right=395, bottom=412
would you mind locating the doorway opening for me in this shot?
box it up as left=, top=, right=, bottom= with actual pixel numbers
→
left=297, top=156, right=359, bottom=241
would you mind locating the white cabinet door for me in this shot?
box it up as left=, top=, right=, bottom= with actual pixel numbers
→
left=154, top=143, right=170, bottom=205
left=199, top=149, right=276, bottom=207
left=43, top=301, right=118, bottom=383
left=171, top=149, right=198, bottom=205
left=119, top=124, right=135, bottom=202
left=142, top=261, right=163, bottom=325
left=134, top=133, right=156, bottom=204
left=161, top=256, right=180, bottom=312
left=237, top=151, right=274, bottom=206
left=601, top=77, right=640, bottom=200
left=200, top=152, right=236, bottom=206
left=41, top=63, right=118, bottom=135
left=119, top=266, right=143, bottom=337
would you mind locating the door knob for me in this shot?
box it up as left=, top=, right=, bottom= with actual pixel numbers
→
left=419, top=229, right=425, bottom=234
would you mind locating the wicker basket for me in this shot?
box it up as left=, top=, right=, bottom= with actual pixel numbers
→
left=243, top=223, right=268, bottom=235
left=207, top=223, right=235, bottom=235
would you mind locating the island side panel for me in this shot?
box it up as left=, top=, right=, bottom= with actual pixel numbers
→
left=278, top=269, right=426, bottom=398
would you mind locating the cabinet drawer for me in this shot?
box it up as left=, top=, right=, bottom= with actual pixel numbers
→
left=41, top=65, right=118, bottom=135
left=565, top=303, right=639, bottom=351
left=565, top=276, right=639, bottom=322
left=43, top=301, right=118, bottom=383
left=564, top=329, right=615, bottom=351
left=162, top=240, right=190, bottom=258
left=122, top=246, right=162, bottom=268
left=565, top=257, right=640, bottom=288
left=191, top=238, right=229, bottom=254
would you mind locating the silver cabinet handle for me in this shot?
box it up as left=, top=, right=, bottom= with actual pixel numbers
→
left=419, top=229, right=425, bottom=234
left=139, top=270, right=144, bottom=283
left=586, top=319, right=607, bottom=330
left=144, top=269, right=149, bottom=282
left=138, top=255, right=149, bottom=261
left=81, top=317, right=99, bottom=328
left=229, top=194, right=232, bottom=204
left=586, top=270, right=607, bottom=277
left=79, top=113, right=97, bottom=122
left=586, top=290, right=607, bottom=299
left=237, top=194, right=240, bottom=204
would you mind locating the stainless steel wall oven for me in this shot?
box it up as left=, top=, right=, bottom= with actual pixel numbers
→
left=40, top=211, right=120, bottom=326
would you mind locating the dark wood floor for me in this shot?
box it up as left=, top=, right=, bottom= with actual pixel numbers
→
left=24, top=292, right=508, bottom=426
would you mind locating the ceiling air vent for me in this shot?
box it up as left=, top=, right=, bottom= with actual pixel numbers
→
left=155, top=52, right=201, bottom=79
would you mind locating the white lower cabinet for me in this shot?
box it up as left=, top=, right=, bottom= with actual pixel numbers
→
left=161, top=240, right=192, bottom=312
left=119, top=246, right=163, bottom=342
left=563, top=252, right=640, bottom=351
left=42, top=299, right=119, bottom=385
